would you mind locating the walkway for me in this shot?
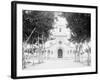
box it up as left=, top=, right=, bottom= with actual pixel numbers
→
left=25, top=58, right=86, bottom=70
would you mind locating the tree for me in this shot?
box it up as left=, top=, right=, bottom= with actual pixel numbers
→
left=22, top=11, right=55, bottom=68
left=23, top=10, right=54, bottom=44
left=63, top=12, right=91, bottom=43
left=63, top=13, right=91, bottom=63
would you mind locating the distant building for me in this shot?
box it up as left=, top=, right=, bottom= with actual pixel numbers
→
left=44, top=15, right=75, bottom=59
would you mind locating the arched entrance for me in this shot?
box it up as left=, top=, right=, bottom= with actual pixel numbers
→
left=58, top=49, right=63, bottom=58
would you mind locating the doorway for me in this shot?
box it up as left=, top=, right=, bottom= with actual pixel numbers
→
left=58, top=49, right=63, bottom=58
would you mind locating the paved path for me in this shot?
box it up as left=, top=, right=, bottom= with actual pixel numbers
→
left=25, top=58, right=86, bottom=70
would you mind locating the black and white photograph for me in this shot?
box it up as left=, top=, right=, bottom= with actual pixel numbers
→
left=22, top=11, right=91, bottom=69
left=11, top=1, right=97, bottom=79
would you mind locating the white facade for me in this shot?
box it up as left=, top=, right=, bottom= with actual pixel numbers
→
left=44, top=37, right=74, bottom=59
left=44, top=14, right=74, bottom=59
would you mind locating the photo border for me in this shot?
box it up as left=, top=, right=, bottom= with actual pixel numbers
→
left=11, top=1, right=98, bottom=79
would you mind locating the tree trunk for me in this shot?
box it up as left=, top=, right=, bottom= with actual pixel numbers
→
left=22, top=45, right=26, bottom=69
left=87, top=52, right=90, bottom=66
left=74, top=50, right=77, bottom=62
left=87, top=47, right=91, bottom=66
